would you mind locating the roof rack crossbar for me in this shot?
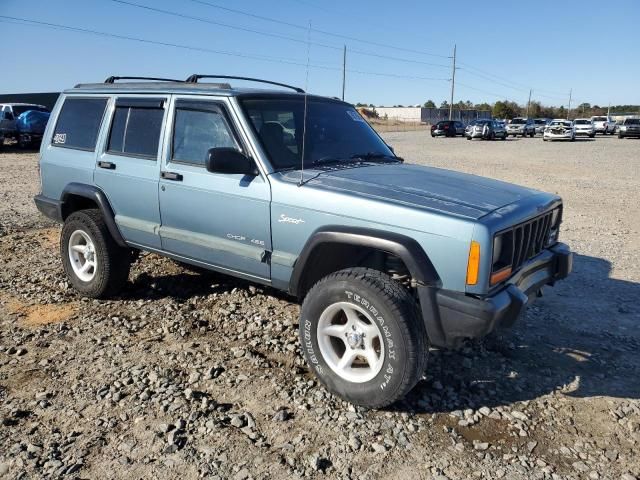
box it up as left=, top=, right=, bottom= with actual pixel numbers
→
left=104, top=76, right=184, bottom=84
left=185, top=75, right=304, bottom=93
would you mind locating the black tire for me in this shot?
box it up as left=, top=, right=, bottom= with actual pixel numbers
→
left=60, top=209, right=131, bottom=298
left=299, top=268, right=428, bottom=408
left=466, top=136, right=472, bottom=140
left=489, top=131, right=495, bottom=140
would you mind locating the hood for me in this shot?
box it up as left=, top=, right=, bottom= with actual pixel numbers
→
left=279, top=163, right=541, bottom=219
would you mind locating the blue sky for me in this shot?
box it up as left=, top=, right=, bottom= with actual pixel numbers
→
left=2, top=0, right=638, bottom=107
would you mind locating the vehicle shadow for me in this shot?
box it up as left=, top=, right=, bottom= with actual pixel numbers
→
left=394, top=252, right=640, bottom=413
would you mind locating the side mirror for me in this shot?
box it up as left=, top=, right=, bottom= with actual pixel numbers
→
left=206, top=148, right=258, bottom=176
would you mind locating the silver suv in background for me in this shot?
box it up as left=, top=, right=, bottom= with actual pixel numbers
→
left=465, top=119, right=507, bottom=140
left=573, top=118, right=596, bottom=138
left=533, top=118, right=550, bottom=135
left=506, top=118, right=536, bottom=137
left=590, top=115, right=614, bottom=135
left=618, top=118, right=640, bottom=138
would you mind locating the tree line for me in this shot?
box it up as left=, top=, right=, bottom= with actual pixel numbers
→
left=355, top=100, right=640, bottom=119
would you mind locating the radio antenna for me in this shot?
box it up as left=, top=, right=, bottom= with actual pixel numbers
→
left=299, top=20, right=311, bottom=187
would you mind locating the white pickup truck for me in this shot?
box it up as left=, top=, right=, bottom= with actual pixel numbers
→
left=590, top=115, right=615, bottom=135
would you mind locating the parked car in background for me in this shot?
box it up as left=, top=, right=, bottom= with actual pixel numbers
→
left=617, top=118, right=640, bottom=138
left=506, top=118, right=536, bottom=137
left=533, top=118, right=550, bottom=135
left=16, top=110, right=51, bottom=148
left=465, top=119, right=507, bottom=140
left=543, top=119, right=575, bottom=141
left=430, top=120, right=465, bottom=137
left=590, top=115, right=614, bottom=135
left=573, top=118, right=596, bottom=138
left=0, top=103, right=50, bottom=141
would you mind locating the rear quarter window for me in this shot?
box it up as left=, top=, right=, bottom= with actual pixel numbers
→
left=52, top=97, right=108, bottom=151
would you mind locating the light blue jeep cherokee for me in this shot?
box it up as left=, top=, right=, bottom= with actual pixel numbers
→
left=34, top=75, right=572, bottom=407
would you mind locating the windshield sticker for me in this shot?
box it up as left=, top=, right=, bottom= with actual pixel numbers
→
left=53, top=133, right=67, bottom=144
left=347, top=110, right=365, bottom=123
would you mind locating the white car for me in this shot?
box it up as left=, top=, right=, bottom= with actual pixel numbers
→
left=543, top=119, right=575, bottom=141
left=573, top=118, right=595, bottom=138
left=590, top=115, right=614, bottom=135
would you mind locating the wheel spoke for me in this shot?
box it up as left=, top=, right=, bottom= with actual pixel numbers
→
left=80, top=261, right=94, bottom=274
left=342, top=307, right=360, bottom=330
left=71, top=245, right=87, bottom=254
left=363, top=348, right=380, bottom=370
left=359, top=321, right=380, bottom=340
left=336, top=350, right=357, bottom=371
left=321, top=324, right=347, bottom=338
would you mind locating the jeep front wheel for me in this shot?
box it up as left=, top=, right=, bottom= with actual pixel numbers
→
left=61, top=209, right=131, bottom=298
left=299, top=268, right=427, bottom=408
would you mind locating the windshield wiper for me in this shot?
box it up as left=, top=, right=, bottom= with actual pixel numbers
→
left=311, top=156, right=355, bottom=166
left=349, top=152, right=403, bottom=162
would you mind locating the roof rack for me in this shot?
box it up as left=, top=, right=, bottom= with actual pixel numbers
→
left=104, top=76, right=183, bottom=84
left=185, top=75, right=304, bottom=93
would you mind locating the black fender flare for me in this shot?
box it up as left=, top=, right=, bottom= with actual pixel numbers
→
left=288, top=225, right=441, bottom=298
left=61, top=183, right=127, bottom=247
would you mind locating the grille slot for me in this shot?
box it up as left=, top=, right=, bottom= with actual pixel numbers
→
left=497, top=209, right=556, bottom=274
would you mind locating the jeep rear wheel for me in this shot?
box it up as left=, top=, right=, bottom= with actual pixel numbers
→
left=61, top=209, right=131, bottom=298
left=299, top=268, right=427, bottom=408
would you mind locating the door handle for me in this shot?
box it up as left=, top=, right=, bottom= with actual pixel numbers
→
left=97, top=161, right=116, bottom=170
left=161, top=171, right=183, bottom=181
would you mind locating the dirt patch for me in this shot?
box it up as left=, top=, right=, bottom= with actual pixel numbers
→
left=36, top=227, right=61, bottom=249
left=2, top=296, right=76, bottom=327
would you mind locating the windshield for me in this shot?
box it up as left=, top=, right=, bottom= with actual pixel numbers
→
left=510, top=118, right=526, bottom=124
left=625, top=119, right=640, bottom=125
left=12, top=105, right=49, bottom=116
left=592, top=116, right=607, bottom=122
left=574, top=119, right=591, bottom=125
left=550, top=121, right=571, bottom=127
left=534, top=119, right=547, bottom=125
left=241, top=97, right=394, bottom=170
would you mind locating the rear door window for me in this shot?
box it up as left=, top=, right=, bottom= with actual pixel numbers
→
left=107, top=98, right=165, bottom=159
left=52, top=97, right=108, bottom=150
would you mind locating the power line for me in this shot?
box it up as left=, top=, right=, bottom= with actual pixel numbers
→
left=0, top=15, right=450, bottom=84
left=107, top=0, right=451, bottom=69
left=183, top=0, right=451, bottom=59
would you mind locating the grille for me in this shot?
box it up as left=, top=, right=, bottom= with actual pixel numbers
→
left=492, top=208, right=560, bottom=278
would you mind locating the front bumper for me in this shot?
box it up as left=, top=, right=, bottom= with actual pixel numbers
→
left=418, top=243, right=572, bottom=348
left=575, top=129, right=594, bottom=136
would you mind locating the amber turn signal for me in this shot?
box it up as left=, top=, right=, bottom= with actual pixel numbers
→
left=490, top=266, right=512, bottom=285
left=466, top=241, right=481, bottom=285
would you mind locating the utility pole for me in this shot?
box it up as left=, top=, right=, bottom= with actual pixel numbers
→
left=567, top=89, right=572, bottom=119
left=526, top=89, right=532, bottom=118
left=449, top=44, right=456, bottom=121
left=341, top=45, right=346, bottom=101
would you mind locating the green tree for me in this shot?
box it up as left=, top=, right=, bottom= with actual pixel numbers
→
left=423, top=100, right=436, bottom=108
left=492, top=101, right=520, bottom=119
left=440, top=100, right=449, bottom=109
left=474, top=102, right=491, bottom=112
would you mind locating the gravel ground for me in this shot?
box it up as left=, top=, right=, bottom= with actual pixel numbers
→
left=1, top=134, right=639, bottom=480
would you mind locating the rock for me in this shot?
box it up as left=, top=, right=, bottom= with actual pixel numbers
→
left=572, top=461, right=589, bottom=473
left=479, top=407, right=491, bottom=416
left=0, top=463, right=9, bottom=476
left=234, top=468, right=250, bottom=480
left=348, top=436, right=362, bottom=451
left=527, top=441, right=538, bottom=453
left=474, top=442, right=490, bottom=451
left=511, top=411, right=529, bottom=422
left=372, top=443, right=388, bottom=453
left=621, top=475, right=637, bottom=480
left=230, top=415, right=245, bottom=428
left=272, top=409, right=290, bottom=422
